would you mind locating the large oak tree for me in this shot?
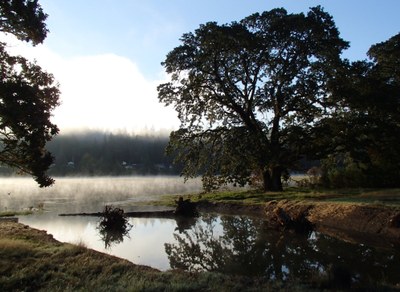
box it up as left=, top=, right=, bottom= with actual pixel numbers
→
left=0, top=0, right=59, bottom=187
left=158, top=7, right=348, bottom=191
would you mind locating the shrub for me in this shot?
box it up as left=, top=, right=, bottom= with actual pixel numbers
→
left=97, top=205, right=132, bottom=249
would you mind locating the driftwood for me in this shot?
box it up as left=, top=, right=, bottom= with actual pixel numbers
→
left=60, top=197, right=199, bottom=219
left=0, top=217, right=18, bottom=223
left=59, top=199, right=198, bottom=219
left=59, top=210, right=176, bottom=218
left=59, top=204, right=199, bottom=234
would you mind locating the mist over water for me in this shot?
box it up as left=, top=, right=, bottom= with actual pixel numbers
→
left=0, top=176, right=202, bottom=270
left=0, top=176, right=203, bottom=213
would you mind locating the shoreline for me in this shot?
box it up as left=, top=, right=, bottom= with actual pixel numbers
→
left=196, top=200, right=400, bottom=246
left=57, top=198, right=400, bottom=247
left=1, top=198, right=400, bottom=291
left=0, top=221, right=295, bottom=291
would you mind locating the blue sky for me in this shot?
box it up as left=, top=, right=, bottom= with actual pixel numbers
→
left=3, top=0, right=400, bottom=132
left=41, top=0, right=400, bottom=76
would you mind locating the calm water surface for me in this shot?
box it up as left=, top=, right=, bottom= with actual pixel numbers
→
left=1, top=177, right=399, bottom=288
left=18, top=213, right=400, bottom=288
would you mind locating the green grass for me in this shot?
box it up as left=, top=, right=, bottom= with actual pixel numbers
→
left=0, top=202, right=46, bottom=217
left=152, top=187, right=400, bottom=208
left=0, top=210, right=33, bottom=217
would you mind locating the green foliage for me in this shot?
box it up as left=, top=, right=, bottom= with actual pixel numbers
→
left=0, top=0, right=59, bottom=187
left=158, top=7, right=348, bottom=192
left=315, top=33, right=400, bottom=188
left=0, top=0, right=48, bottom=45
left=320, top=153, right=368, bottom=188
left=321, top=152, right=400, bottom=189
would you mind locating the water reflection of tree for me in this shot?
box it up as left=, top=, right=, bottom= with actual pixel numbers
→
left=174, top=216, right=197, bottom=233
left=165, top=215, right=280, bottom=276
left=98, top=225, right=130, bottom=249
left=165, top=215, right=400, bottom=287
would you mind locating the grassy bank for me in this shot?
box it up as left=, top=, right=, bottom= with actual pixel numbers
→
left=155, top=187, right=400, bottom=208
left=0, top=221, right=310, bottom=291
left=0, top=210, right=33, bottom=217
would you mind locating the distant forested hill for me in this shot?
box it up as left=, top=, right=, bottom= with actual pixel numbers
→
left=43, top=131, right=179, bottom=176
left=0, top=130, right=316, bottom=178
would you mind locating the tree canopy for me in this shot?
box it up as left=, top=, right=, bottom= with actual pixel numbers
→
left=0, top=0, right=48, bottom=45
left=316, top=33, right=400, bottom=188
left=0, top=0, right=59, bottom=187
left=158, top=7, right=348, bottom=191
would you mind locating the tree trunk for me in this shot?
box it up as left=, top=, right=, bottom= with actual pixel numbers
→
left=262, top=167, right=283, bottom=192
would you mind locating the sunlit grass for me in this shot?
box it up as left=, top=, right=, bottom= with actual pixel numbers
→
left=151, top=187, right=400, bottom=208
left=0, top=210, right=33, bottom=217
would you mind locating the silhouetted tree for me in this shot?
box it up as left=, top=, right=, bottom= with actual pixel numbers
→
left=316, top=33, right=400, bottom=187
left=158, top=7, right=348, bottom=191
left=0, top=0, right=59, bottom=186
left=0, top=0, right=48, bottom=45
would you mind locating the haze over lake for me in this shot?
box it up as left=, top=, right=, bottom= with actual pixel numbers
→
left=0, top=176, right=203, bottom=213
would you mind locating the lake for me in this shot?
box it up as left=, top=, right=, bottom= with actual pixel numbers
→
left=1, top=176, right=400, bottom=288
left=0, top=176, right=203, bottom=213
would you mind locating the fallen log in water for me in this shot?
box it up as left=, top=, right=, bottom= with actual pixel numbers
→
left=59, top=210, right=177, bottom=218
left=60, top=198, right=199, bottom=219
left=126, top=210, right=176, bottom=218
left=0, top=217, right=19, bottom=223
